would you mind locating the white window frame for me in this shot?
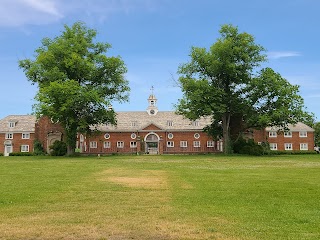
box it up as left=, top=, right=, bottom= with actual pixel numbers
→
left=207, top=141, right=214, bottom=148
left=299, top=131, right=307, bottom=137
left=167, top=133, right=174, bottom=139
left=130, top=141, right=137, bottom=148
left=269, top=143, right=277, bottom=150
left=21, top=145, right=29, bottom=152
left=9, top=122, right=15, bottom=128
left=5, top=133, right=13, bottom=139
left=131, top=121, right=137, bottom=127
left=284, top=131, right=292, bottom=137
left=194, top=133, right=200, bottom=139
left=192, top=121, right=200, bottom=127
left=180, top=141, right=188, bottom=148
left=269, top=131, right=277, bottom=138
left=167, top=120, right=173, bottom=127
left=22, top=133, right=30, bottom=139
left=103, top=141, right=111, bottom=148
left=167, top=141, right=174, bottom=148
left=117, top=141, right=124, bottom=148
left=90, top=141, right=97, bottom=148
left=104, top=133, right=110, bottom=139
left=193, top=141, right=200, bottom=148
left=284, top=143, right=293, bottom=151
left=131, top=133, right=137, bottom=139
left=300, top=143, right=308, bottom=150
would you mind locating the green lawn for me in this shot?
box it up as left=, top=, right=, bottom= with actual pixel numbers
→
left=0, top=154, right=319, bottom=240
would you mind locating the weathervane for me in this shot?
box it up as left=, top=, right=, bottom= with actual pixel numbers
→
left=151, top=86, right=154, bottom=95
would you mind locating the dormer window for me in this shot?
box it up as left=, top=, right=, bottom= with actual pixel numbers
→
left=9, top=122, right=16, bottom=128
left=192, top=121, right=200, bottom=127
left=167, top=120, right=173, bottom=127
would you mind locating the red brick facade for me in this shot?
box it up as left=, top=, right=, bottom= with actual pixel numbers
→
left=254, top=128, right=315, bottom=151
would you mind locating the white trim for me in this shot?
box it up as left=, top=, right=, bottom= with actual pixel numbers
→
left=300, top=143, right=308, bottom=150
left=90, top=141, right=97, bottom=148
left=180, top=141, right=187, bottom=148
left=269, top=143, right=277, bottom=150
left=193, top=141, right=200, bottom=148
left=117, top=141, right=124, bottom=148
left=299, top=131, right=307, bottom=137
left=167, top=141, right=174, bottom=147
left=21, top=145, right=29, bottom=152
left=284, top=143, right=292, bottom=151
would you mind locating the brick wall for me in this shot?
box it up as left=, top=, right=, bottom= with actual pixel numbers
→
left=0, top=132, right=35, bottom=153
left=35, top=116, right=65, bottom=153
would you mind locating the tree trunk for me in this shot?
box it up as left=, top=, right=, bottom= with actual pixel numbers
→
left=67, top=145, right=75, bottom=155
left=222, top=112, right=232, bottom=154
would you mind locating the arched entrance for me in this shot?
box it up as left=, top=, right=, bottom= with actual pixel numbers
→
left=144, top=132, right=160, bottom=154
left=47, top=132, right=62, bottom=153
left=4, top=140, right=12, bottom=157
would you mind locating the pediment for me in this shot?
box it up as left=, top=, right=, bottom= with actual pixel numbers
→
left=141, top=123, right=163, bottom=131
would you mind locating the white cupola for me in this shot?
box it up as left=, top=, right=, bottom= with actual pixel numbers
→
left=147, top=86, right=158, bottom=115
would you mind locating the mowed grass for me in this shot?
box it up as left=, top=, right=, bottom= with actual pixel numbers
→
left=0, top=155, right=320, bottom=240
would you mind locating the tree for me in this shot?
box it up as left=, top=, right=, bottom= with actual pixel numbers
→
left=19, top=22, right=129, bottom=155
left=176, top=24, right=312, bottom=154
left=313, top=122, right=320, bottom=147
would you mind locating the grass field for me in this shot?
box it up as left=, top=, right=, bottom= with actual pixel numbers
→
left=0, top=154, right=319, bottom=240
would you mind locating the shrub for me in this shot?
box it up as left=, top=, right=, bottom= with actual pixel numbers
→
left=49, top=140, right=67, bottom=156
left=234, top=138, right=264, bottom=156
left=0, top=153, right=3, bottom=156
left=9, top=152, right=34, bottom=156
left=33, top=139, right=45, bottom=155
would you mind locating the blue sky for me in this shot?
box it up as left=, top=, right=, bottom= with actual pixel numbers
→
left=1, top=0, right=319, bottom=121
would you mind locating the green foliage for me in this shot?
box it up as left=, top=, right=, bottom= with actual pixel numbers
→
left=0, top=153, right=3, bottom=156
left=33, top=139, right=45, bottom=155
left=49, top=140, right=67, bottom=156
left=176, top=24, right=313, bottom=154
left=233, top=138, right=264, bottom=156
left=313, top=122, right=320, bottom=146
left=19, top=22, right=130, bottom=155
left=9, top=152, right=35, bottom=156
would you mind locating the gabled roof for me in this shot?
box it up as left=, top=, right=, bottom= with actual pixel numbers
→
left=0, top=115, right=36, bottom=133
left=96, top=111, right=212, bottom=132
left=266, top=122, right=314, bottom=132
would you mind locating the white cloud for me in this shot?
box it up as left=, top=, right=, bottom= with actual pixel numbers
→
left=267, top=51, right=302, bottom=59
left=0, top=0, right=63, bottom=27
left=0, top=0, right=162, bottom=27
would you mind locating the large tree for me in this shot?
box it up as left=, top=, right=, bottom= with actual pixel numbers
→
left=19, top=22, right=129, bottom=155
left=176, top=24, right=312, bottom=153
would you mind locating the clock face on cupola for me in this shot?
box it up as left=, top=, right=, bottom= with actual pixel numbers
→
left=147, top=86, right=158, bottom=115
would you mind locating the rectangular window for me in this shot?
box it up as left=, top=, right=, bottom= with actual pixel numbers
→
left=5, top=133, right=13, bottom=139
left=130, top=141, right=137, bottom=148
left=103, top=141, right=111, bottom=148
left=269, top=131, right=277, bottom=137
left=192, top=121, right=200, bottom=127
left=22, top=133, right=30, bottom=139
left=299, top=131, right=307, bottom=137
left=269, top=143, right=277, bottom=150
left=117, top=141, right=124, bottom=148
left=180, top=141, right=187, bottom=148
left=167, top=120, right=173, bottom=127
left=21, top=145, right=29, bottom=152
left=167, top=141, right=174, bottom=147
left=193, top=141, right=200, bottom=148
left=285, top=143, right=292, bottom=150
left=207, top=141, right=214, bottom=147
left=300, top=143, right=308, bottom=150
left=131, top=121, right=137, bottom=127
left=9, top=122, right=15, bottom=128
left=90, top=141, right=97, bottom=148
left=284, top=131, right=292, bottom=137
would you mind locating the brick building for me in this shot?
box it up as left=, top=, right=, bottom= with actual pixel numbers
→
left=77, top=93, right=221, bottom=154
left=253, top=123, right=315, bottom=151
left=0, top=115, right=36, bottom=156
left=0, top=93, right=315, bottom=155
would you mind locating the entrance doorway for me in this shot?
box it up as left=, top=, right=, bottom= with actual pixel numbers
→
left=4, top=143, right=12, bottom=157
left=144, top=133, right=160, bottom=154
